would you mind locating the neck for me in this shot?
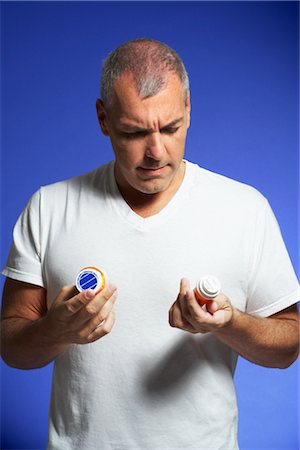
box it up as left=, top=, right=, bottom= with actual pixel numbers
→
left=116, top=161, right=186, bottom=218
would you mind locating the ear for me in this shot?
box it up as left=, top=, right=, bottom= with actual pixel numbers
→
left=185, top=90, right=191, bottom=129
left=96, top=99, right=110, bottom=136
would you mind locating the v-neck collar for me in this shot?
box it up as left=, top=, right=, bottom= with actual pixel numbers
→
left=105, top=160, right=192, bottom=232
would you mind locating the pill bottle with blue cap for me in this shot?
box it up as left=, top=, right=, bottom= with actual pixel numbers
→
left=76, top=266, right=108, bottom=295
left=194, top=275, right=221, bottom=307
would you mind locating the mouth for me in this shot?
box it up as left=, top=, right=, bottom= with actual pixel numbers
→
left=138, top=166, right=167, bottom=179
left=137, top=166, right=168, bottom=178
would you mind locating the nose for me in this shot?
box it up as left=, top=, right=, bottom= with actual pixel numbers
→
left=145, top=132, right=165, bottom=160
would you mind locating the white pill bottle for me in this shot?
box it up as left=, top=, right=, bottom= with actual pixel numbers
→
left=194, top=275, right=221, bottom=307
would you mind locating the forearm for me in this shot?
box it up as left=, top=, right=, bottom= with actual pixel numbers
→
left=1, top=317, right=69, bottom=369
left=213, top=308, right=299, bottom=368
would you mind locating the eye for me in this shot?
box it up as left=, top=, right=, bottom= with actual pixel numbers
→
left=122, top=131, right=148, bottom=139
left=161, top=127, right=179, bottom=135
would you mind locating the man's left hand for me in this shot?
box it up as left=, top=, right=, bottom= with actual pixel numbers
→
left=169, top=278, right=233, bottom=334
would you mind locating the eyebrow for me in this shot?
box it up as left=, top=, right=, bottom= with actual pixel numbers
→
left=119, top=117, right=184, bottom=132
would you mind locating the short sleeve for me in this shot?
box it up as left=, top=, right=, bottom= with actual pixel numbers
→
left=2, top=189, right=44, bottom=287
left=246, top=199, right=299, bottom=317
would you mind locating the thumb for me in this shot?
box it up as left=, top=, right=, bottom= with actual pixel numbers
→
left=206, top=300, right=219, bottom=315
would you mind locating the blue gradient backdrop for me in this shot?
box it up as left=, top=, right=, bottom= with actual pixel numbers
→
left=1, top=2, right=299, bottom=449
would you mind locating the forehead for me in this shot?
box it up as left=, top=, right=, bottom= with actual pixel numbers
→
left=108, top=73, right=186, bottom=126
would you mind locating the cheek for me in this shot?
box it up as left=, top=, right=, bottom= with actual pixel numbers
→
left=113, top=142, right=142, bottom=169
left=167, top=135, right=186, bottom=157
left=178, top=131, right=188, bottom=151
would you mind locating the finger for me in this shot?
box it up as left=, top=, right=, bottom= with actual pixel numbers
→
left=63, top=288, right=96, bottom=316
left=98, top=283, right=117, bottom=302
left=55, top=285, right=79, bottom=304
left=187, top=292, right=233, bottom=332
left=185, top=290, right=215, bottom=329
left=85, top=290, right=117, bottom=322
left=87, top=310, right=116, bottom=342
left=84, top=285, right=117, bottom=317
left=169, top=297, right=197, bottom=333
left=168, top=278, right=187, bottom=326
left=178, top=278, right=190, bottom=314
left=77, top=293, right=117, bottom=337
left=178, top=278, right=197, bottom=326
left=64, top=283, right=117, bottom=318
left=179, top=277, right=190, bottom=296
left=206, top=300, right=219, bottom=315
left=96, top=289, right=117, bottom=316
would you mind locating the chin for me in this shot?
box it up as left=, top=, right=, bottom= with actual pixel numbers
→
left=134, top=179, right=170, bottom=195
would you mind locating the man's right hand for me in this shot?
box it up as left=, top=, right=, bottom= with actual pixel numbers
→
left=45, top=284, right=117, bottom=345
left=1, top=278, right=117, bottom=369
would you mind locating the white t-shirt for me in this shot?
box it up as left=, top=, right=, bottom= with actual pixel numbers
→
left=3, top=160, right=299, bottom=450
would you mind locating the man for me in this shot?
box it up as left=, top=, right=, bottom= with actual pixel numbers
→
left=1, top=38, right=299, bottom=450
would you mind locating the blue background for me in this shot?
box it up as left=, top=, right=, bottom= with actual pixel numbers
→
left=1, top=1, right=299, bottom=449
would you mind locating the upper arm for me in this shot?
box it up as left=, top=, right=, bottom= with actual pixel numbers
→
left=270, top=303, right=299, bottom=348
left=1, top=278, right=47, bottom=322
left=270, top=303, right=299, bottom=322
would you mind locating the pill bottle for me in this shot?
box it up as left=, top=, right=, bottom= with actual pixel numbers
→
left=194, top=275, right=221, bottom=306
left=76, top=266, right=108, bottom=295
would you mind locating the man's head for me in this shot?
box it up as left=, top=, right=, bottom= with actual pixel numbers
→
left=100, top=38, right=189, bottom=108
left=96, top=38, right=191, bottom=203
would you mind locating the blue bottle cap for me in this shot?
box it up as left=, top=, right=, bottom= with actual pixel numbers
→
left=76, top=267, right=107, bottom=294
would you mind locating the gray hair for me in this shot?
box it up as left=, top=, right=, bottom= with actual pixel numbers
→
left=100, top=38, right=189, bottom=107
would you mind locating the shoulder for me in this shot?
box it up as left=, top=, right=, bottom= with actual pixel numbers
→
left=185, top=160, right=268, bottom=213
left=39, top=161, right=113, bottom=201
left=23, top=161, right=114, bottom=224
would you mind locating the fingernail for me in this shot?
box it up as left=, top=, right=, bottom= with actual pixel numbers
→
left=85, top=289, right=95, bottom=300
